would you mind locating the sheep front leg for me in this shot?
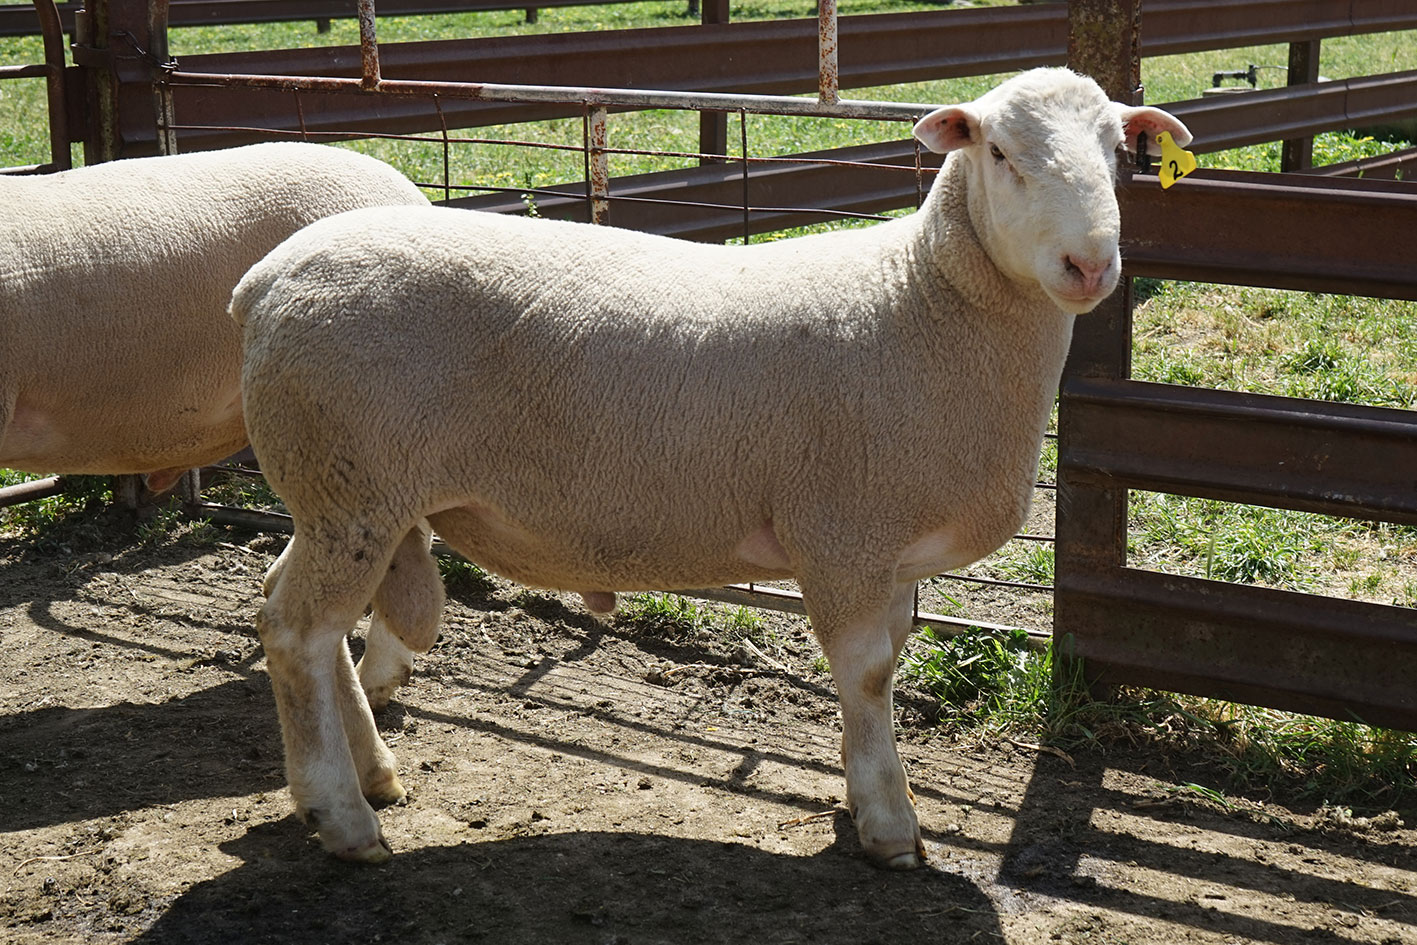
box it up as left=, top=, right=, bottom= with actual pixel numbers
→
left=807, top=579, right=924, bottom=870
left=260, top=535, right=399, bottom=863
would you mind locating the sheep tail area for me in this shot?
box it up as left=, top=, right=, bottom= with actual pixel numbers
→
left=227, top=248, right=283, bottom=330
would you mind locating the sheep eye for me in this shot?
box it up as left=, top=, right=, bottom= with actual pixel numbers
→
left=989, top=143, right=1007, bottom=162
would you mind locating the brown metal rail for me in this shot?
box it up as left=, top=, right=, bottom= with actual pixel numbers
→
left=1057, top=0, right=1417, bottom=732
left=0, top=0, right=684, bottom=36
left=91, top=0, right=1417, bottom=157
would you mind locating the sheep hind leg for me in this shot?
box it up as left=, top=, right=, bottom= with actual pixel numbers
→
left=805, top=578, right=924, bottom=870
left=259, top=529, right=403, bottom=863
left=359, top=520, right=442, bottom=711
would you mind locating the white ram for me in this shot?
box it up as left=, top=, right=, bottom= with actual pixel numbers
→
left=233, top=68, right=1190, bottom=867
left=1, top=141, right=429, bottom=706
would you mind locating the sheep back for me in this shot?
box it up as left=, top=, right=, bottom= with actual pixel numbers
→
left=0, top=142, right=428, bottom=478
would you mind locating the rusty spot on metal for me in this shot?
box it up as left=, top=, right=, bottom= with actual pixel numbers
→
left=358, top=0, right=381, bottom=90
left=587, top=104, right=610, bottom=225
left=817, top=0, right=839, bottom=106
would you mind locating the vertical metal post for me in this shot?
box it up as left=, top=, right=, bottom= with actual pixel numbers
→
left=698, top=0, right=730, bottom=165
left=588, top=105, right=610, bottom=226
left=357, top=0, right=380, bottom=90
left=817, top=0, right=839, bottom=105
left=34, top=0, right=71, bottom=170
left=148, top=0, right=176, bottom=155
left=1055, top=0, right=1143, bottom=676
left=740, top=108, right=750, bottom=243
left=77, top=0, right=124, bottom=163
left=1281, top=40, right=1320, bottom=172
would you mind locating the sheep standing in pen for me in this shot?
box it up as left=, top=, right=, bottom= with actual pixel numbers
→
left=234, top=68, right=1190, bottom=868
left=1, top=141, right=429, bottom=708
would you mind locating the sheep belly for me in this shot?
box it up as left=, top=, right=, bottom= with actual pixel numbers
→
left=427, top=504, right=796, bottom=594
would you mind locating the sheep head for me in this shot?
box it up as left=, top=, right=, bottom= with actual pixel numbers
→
left=913, top=67, right=1191, bottom=315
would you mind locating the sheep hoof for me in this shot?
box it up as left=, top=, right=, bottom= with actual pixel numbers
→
left=333, top=832, right=394, bottom=865
left=363, top=772, right=407, bottom=807
left=362, top=684, right=398, bottom=713
left=879, top=850, right=923, bottom=871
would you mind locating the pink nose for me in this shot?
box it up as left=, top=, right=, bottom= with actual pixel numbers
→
left=1065, top=255, right=1113, bottom=296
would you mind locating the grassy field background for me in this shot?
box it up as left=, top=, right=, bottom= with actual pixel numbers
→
left=3, top=1, right=1417, bottom=803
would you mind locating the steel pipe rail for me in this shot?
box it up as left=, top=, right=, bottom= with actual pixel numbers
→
left=0, top=476, right=64, bottom=508
left=0, top=0, right=69, bottom=171
left=165, top=70, right=940, bottom=121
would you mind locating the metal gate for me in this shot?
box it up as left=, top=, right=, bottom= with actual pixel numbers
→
left=1060, top=0, right=1417, bottom=732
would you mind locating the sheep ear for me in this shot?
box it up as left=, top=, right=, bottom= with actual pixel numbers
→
left=1116, top=104, right=1193, bottom=149
left=913, top=106, right=981, bottom=154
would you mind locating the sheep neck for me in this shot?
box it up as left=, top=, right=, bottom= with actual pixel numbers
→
left=912, top=154, right=1040, bottom=315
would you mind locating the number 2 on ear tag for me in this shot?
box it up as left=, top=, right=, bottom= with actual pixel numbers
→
left=1157, top=131, right=1197, bottom=190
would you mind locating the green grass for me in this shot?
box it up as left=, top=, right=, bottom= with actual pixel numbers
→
left=0, top=472, right=111, bottom=535
left=618, top=591, right=768, bottom=643
left=900, top=627, right=1417, bottom=809
left=899, top=625, right=1049, bottom=727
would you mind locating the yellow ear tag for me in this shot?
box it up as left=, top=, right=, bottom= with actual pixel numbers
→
left=1156, top=131, right=1197, bottom=190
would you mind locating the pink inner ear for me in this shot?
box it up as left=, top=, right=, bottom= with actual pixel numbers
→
left=1118, top=105, right=1193, bottom=149
left=913, top=106, right=979, bottom=155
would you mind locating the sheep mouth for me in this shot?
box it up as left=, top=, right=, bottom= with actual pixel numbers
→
left=1047, top=286, right=1115, bottom=313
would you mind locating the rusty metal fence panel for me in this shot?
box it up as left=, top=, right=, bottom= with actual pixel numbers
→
left=85, top=0, right=1417, bottom=159
left=1059, top=0, right=1417, bottom=732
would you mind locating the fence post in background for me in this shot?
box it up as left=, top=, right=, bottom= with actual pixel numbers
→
left=1054, top=0, right=1143, bottom=676
left=698, top=0, right=729, bottom=165
left=357, top=0, right=380, bottom=90
left=588, top=105, right=610, bottom=225
left=817, top=0, right=839, bottom=105
left=73, top=0, right=125, bottom=163
left=148, top=0, right=176, bottom=155
left=1281, top=39, right=1320, bottom=172
left=32, top=0, right=71, bottom=170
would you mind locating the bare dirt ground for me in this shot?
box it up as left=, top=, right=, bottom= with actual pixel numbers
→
left=3, top=509, right=1416, bottom=945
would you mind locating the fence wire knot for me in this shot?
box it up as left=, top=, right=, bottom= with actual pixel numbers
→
left=115, top=30, right=178, bottom=75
